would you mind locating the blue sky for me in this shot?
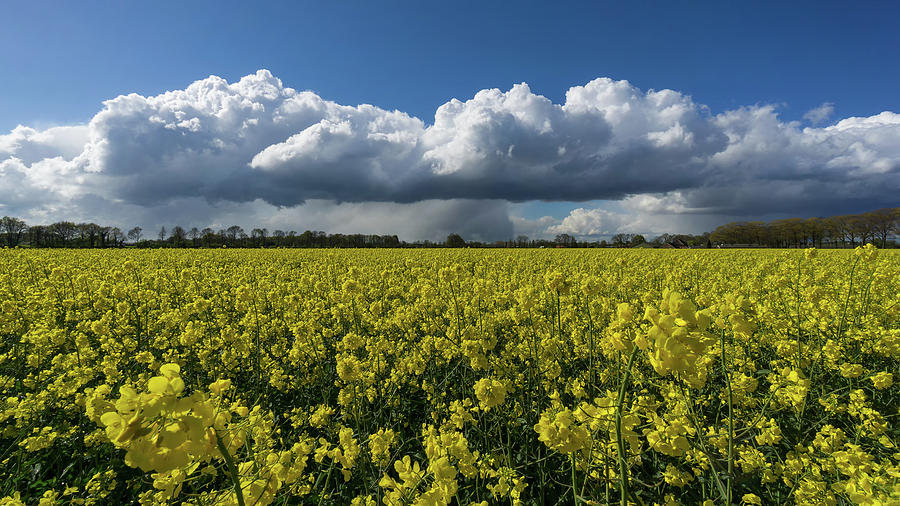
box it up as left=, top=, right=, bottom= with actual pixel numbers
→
left=1, top=1, right=898, bottom=240
left=4, top=1, right=898, bottom=130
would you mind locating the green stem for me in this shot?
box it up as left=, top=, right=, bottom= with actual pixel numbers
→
left=795, top=259, right=802, bottom=372
left=837, top=256, right=860, bottom=340
left=679, top=382, right=729, bottom=502
left=721, top=330, right=734, bottom=506
left=556, top=291, right=562, bottom=340
left=216, top=432, right=245, bottom=506
left=615, top=346, right=640, bottom=506
left=318, top=461, right=334, bottom=506
left=571, top=453, right=580, bottom=505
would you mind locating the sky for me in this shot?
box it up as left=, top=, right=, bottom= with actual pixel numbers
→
left=1, top=0, right=898, bottom=241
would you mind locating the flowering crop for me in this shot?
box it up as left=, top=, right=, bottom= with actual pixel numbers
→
left=0, top=246, right=897, bottom=505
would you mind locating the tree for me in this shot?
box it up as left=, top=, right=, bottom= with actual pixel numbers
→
left=28, top=225, right=47, bottom=247
left=99, top=226, right=112, bottom=247
left=611, top=233, right=634, bottom=247
left=170, top=226, right=187, bottom=246
left=630, top=234, right=646, bottom=246
left=49, top=221, right=77, bottom=247
left=189, top=227, right=200, bottom=246
left=251, top=228, right=268, bottom=247
left=554, top=233, right=575, bottom=247
left=446, top=233, right=467, bottom=248
left=109, top=227, right=125, bottom=246
left=651, top=233, right=672, bottom=247
left=892, top=209, right=900, bottom=237
left=77, top=223, right=101, bottom=247
left=848, top=214, right=875, bottom=246
left=201, top=228, right=216, bottom=247
left=272, top=230, right=285, bottom=246
left=127, top=227, right=143, bottom=243
left=805, top=218, right=825, bottom=248
left=225, top=226, right=244, bottom=243
left=0, top=216, right=27, bottom=247
left=158, top=226, right=167, bottom=242
left=868, top=208, right=898, bottom=248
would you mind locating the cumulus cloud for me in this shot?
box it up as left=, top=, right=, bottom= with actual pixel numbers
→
left=548, top=199, right=738, bottom=239
left=1, top=70, right=898, bottom=239
left=0, top=125, right=89, bottom=164
left=511, top=215, right=560, bottom=239
left=803, top=102, right=834, bottom=125
left=548, top=208, right=631, bottom=236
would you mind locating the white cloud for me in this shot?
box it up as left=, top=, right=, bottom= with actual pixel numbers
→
left=803, top=102, right=834, bottom=125
left=548, top=199, right=739, bottom=239
left=250, top=105, right=426, bottom=203
left=1, top=70, right=898, bottom=239
left=416, top=79, right=723, bottom=201
left=511, top=215, right=560, bottom=239
left=0, top=124, right=89, bottom=163
left=548, top=208, right=630, bottom=236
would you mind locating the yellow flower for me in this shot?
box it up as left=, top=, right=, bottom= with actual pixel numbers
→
left=662, top=464, right=692, bottom=487
left=870, top=371, right=893, bottom=390
left=534, top=408, right=590, bottom=454
left=839, top=363, right=865, bottom=379
left=148, top=364, right=185, bottom=396
left=473, top=378, right=507, bottom=411
left=368, top=428, right=396, bottom=467
left=854, top=243, right=878, bottom=262
left=741, top=493, right=762, bottom=505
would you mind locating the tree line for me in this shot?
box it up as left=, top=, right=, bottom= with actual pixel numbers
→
left=708, top=208, right=899, bottom=248
left=0, top=207, right=897, bottom=249
left=0, top=219, right=404, bottom=249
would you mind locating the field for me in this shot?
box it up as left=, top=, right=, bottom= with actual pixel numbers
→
left=0, top=247, right=898, bottom=505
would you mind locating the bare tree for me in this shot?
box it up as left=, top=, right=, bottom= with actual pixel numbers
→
left=868, top=209, right=897, bottom=248
left=189, top=227, right=201, bottom=246
left=201, top=227, right=215, bottom=247
left=158, top=226, right=168, bottom=242
left=109, top=227, right=125, bottom=247
left=251, top=228, right=268, bottom=247
left=892, top=209, right=900, bottom=237
left=555, top=233, right=576, bottom=247
left=225, top=225, right=243, bottom=242
left=99, top=226, right=112, bottom=247
left=610, top=233, right=634, bottom=247
left=127, top=227, right=143, bottom=243
left=171, top=226, right=187, bottom=246
left=848, top=214, right=876, bottom=246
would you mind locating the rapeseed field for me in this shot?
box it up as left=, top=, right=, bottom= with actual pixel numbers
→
left=0, top=247, right=897, bottom=505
